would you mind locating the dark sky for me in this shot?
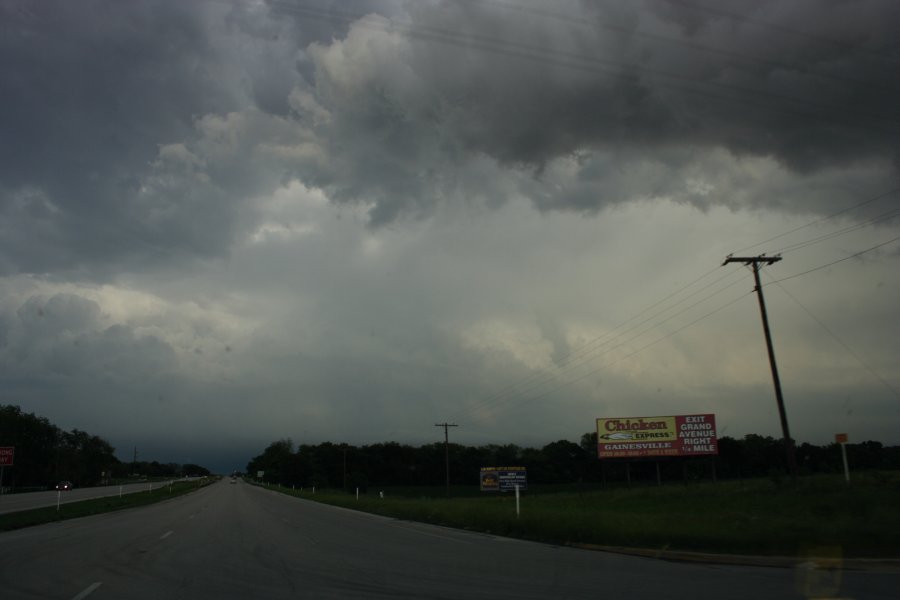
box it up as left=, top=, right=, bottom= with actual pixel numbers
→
left=1, top=0, right=898, bottom=473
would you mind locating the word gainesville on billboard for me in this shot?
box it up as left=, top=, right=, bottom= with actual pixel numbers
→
left=596, top=414, right=718, bottom=459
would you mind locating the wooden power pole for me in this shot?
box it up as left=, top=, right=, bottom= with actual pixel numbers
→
left=723, top=254, right=798, bottom=478
left=435, top=423, right=458, bottom=497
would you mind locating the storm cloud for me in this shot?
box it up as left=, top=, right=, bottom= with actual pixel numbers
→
left=1, top=0, right=898, bottom=471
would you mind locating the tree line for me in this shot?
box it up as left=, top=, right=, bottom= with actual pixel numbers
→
left=0, top=405, right=209, bottom=490
left=246, top=433, right=900, bottom=491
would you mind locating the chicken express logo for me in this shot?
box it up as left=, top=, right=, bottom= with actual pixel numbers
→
left=596, top=417, right=678, bottom=443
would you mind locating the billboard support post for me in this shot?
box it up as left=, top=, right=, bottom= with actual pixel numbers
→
left=841, top=444, right=850, bottom=484
left=655, top=462, right=661, bottom=487
left=515, top=484, right=520, bottom=518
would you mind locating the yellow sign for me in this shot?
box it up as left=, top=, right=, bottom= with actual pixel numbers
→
left=596, top=416, right=678, bottom=443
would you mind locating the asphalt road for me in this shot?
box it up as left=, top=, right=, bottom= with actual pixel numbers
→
left=0, top=480, right=198, bottom=515
left=0, top=479, right=896, bottom=599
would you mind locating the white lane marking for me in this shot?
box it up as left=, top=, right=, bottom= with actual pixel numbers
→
left=160, top=530, right=173, bottom=540
left=71, top=582, right=102, bottom=600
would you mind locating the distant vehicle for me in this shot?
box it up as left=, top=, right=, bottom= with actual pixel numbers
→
left=55, top=481, right=73, bottom=491
left=230, top=477, right=237, bottom=484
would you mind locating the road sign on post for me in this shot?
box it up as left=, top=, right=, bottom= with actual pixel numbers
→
left=0, top=447, right=12, bottom=499
left=480, top=467, right=527, bottom=492
left=835, top=433, right=850, bottom=483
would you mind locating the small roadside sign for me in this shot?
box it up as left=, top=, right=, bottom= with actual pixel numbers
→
left=834, top=434, right=850, bottom=483
left=480, top=466, right=527, bottom=492
left=0, top=447, right=11, bottom=498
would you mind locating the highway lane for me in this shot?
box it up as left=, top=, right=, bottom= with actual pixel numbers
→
left=0, top=478, right=896, bottom=599
left=0, top=480, right=201, bottom=515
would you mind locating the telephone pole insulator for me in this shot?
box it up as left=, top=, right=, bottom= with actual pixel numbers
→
left=723, top=254, right=798, bottom=479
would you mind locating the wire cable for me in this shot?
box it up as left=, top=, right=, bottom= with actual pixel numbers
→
left=763, top=270, right=900, bottom=401
left=769, top=234, right=900, bottom=284
left=733, top=187, right=900, bottom=255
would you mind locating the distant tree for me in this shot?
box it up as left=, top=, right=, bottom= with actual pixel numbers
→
left=0, top=405, right=59, bottom=487
left=0, top=405, right=119, bottom=488
left=243, top=430, right=900, bottom=493
left=541, top=440, right=590, bottom=483
left=181, top=463, right=211, bottom=477
left=246, top=439, right=295, bottom=484
left=580, top=432, right=597, bottom=455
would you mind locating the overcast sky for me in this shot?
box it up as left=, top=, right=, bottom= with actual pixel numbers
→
left=2, top=0, right=898, bottom=473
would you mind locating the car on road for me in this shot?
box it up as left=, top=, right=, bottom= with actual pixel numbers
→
left=55, top=481, right=73, bottom=491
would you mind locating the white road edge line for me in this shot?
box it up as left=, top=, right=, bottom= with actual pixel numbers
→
left=160, top=530, right=173, bottom=540
left=71, top=581, right=102, bottom=600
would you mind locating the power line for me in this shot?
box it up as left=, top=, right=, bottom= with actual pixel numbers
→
left=243, top=0, right=900, bottom=135
left=463, top=273, right=750, bottom=423
left=764, top=271, right=900, bottom=401
left=769, top=234, right=900, bottom=284
left=450, top=0, right=898, bottom=93
left=462, top=216, right=900, bottom=425
left=453, top=266, right=738, bottom=420
left=662, top=0, right=900, bottom=65
left=470, top=288, right=754, bottom=424
left=733, top=187, right=900, bottom=255
left=775, top=206, right=900, bottom=255
left=456, top=184, right=900, bottom=425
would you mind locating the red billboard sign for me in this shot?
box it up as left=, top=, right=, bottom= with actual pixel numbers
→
left=0, top=447, right=13, bottom=466
left=596, top=414, right=717, bottom=458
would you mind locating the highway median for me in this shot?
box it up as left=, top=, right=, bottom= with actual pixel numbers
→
left=0, top=477, right=217, bottom=531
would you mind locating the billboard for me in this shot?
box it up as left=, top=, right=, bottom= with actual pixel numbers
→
left=596, top=414, right=717, bottom=459
left=0, top=447, right=13, bottom=466
left=480, top=466, right=527, bottom=491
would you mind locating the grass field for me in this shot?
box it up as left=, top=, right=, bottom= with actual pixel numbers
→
left=259, top=472, right=900, bottom=558
left=0, top=477, right=216, bottom=532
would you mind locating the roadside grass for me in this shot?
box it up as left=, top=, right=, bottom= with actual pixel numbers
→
left=257, top=472, right=900, bottom=558
left=0, top=478, right=217, bottom=532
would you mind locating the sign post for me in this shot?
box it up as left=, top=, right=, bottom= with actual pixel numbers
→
left=835, top=433, right=850, bottom=483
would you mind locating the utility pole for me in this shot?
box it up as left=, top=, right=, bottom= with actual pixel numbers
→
left=132, top=446, right=137, bottom=477
left=435, top=423, right=458, bottom=497
left=723, top=254, right=798, bottom=478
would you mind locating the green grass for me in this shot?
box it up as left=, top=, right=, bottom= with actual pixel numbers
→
left=258, top=472, right=900, bottom=558
left=0, top=478, right=217, bottom=532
